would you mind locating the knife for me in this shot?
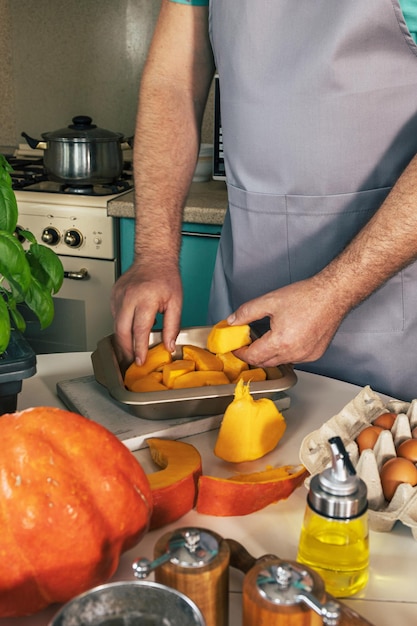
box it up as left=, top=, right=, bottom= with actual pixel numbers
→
left=226, top=538, right=376, bottom=626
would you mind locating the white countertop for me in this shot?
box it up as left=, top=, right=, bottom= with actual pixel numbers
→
left=3, top=353, right=417, bottom=626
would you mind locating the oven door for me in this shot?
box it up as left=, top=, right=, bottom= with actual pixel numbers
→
left=19, top=256, right=117, bottom=353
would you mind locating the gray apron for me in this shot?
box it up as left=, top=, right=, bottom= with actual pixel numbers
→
left=207, top=0, right=417, bottom=401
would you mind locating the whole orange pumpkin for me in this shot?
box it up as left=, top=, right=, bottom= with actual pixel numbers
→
left=0, top=406, right=153, bottom=617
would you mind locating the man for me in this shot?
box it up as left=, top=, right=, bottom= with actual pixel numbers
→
left=111, top=0, right=417, bottom=401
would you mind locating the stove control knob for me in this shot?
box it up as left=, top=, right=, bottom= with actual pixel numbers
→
left=42, top=227, right=60, bottom=246
left=64, top=229, right=83, bottom=248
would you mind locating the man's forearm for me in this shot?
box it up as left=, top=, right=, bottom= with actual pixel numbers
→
left=316, top=153, right=417, bottom=315
left=132, top=2, right=215, bottom=269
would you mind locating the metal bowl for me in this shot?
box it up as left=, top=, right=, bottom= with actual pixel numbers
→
left=49, top=580, right=206, bottom=626
left=91, top=327, right=297, bottom=420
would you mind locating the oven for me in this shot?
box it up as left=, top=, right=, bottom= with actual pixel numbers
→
left=7, top=147, right=133, bottom=354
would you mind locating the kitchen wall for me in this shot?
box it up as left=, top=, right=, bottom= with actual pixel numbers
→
left=0, top=0, right=15, bottom=148
left=0, top=0, right=213, bottom=151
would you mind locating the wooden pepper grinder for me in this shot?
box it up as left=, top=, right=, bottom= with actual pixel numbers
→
left=228, top=539, right=375, bottom=626
left=243, top=556, right=340, bottom=626
left=133, top=526, right=230, bottom=626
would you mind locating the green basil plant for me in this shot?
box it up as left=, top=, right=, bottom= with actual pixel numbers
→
left=0, top=154, right=64, bottom=353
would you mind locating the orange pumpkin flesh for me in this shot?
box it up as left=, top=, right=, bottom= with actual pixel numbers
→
left=196, top=465, right=308, bottom=516
left=216, top=350, right=249, bottom=381
left=206, top=319, right=252, bottom=354
left=146, top=438, right=202, bottom=530
left=124, top=342, right=172, bottom=390
left=233, top=367, right=267, bottom=383
left=0, top=406, right=153, bottom=618
left=172, top=370, right=230, bottom=388
left=182, top=344, right=224, bottom=371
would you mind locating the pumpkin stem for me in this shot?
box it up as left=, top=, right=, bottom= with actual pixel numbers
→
left=234, top=378, right=251, bottom=401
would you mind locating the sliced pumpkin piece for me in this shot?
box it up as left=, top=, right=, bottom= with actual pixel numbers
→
left=217, top=351, right=249, bottom=382
left=182, top=344, right=224, bottom=371
left=214, top=379, right=286, bottom=462
left=146, top=438, right=202, bottom=530
left=234, top=367, right=266, bottom=383
left=124, top=343, right=172, bottom=390
left=172, top=370, right=230, bottom=389
left=162, top=359, right=195, bottom=388
left=129, top=372, right=168, bottom=392
left=207, top=319, right=252, bottom=354
left=196, top=465, right=308, bottom=516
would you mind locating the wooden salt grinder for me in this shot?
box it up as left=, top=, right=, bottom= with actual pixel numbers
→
left=133, top=527, right=230, bottom=626
left=243, top=557, right=338, bottom=626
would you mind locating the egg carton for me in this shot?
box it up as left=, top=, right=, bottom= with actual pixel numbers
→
left=299, top=386, right=417, bottom=538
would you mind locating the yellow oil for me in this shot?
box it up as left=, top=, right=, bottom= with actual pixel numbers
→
left=297, top=507, right=369, bottom=597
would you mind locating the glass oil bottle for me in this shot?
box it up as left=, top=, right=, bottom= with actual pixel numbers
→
left=297, top=436, right=369, bottom=597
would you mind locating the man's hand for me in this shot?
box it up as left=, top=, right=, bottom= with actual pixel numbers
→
left=230, top=276, right=346, bottom=367
left=111, top=262, right=182, bottom=367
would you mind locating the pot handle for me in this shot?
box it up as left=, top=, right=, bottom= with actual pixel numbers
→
left=21, top=131, right=47, bottom=151
left=121, top=135, right=134, bottom=150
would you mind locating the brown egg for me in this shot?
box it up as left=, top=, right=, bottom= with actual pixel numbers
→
left=356, top=425, right=384, bottom=453
left=372, top=412, right=397, bottom=430
left=412, top=426, right=417, bottom=439
left=397, top=439, right=417, bottom=463
left=380, top=457, right=417, bottom=501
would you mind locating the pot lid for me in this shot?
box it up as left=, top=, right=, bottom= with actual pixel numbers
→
left=42, top=115, right=124, bottom=143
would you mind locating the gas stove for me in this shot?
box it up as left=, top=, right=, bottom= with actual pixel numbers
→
left=5, top=146, right=133, bottom=259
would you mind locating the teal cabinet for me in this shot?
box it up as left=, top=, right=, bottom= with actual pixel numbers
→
left=119, top=218, right=222, bottom=328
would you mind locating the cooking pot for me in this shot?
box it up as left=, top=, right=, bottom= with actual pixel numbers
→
left=22, top=115, right=133, bottom=185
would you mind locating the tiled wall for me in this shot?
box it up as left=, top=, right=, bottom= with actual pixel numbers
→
left=0, top=0, right=213, bottom=151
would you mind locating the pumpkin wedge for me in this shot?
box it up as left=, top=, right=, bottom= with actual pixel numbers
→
left=162, top=359, right=196, bottom=388
left=214, top=379, right=286, bottom=462
left=124, top=343, right=172, bottom=390
left=196, top=465, right=308, bottom=516
left=172, top=370, right=230, bottom=389
left=146, top=438, right=202, bottom=530
left=182, top=344, right=224, bottom=371
left=217, top=350, right=249, bottom=382
left=207, top=319, right=252, bottom=354
left=129, top=371, right=168, bottom=392
left=234, top=367, right=267, bottom=383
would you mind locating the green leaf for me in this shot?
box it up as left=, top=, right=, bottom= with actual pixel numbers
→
left=16, top=227, right=37, bottom=245
left=0, top=297, right=11, bottom=353
left=0, top=186, right=18, bottom=233
left=0, top=155, right=17, bottom=233
left=0, top=231, right=32, bottom=297
left=0, top=154, right=13, bottom=175
left=26, top=243, right=64, bottom=294
left=8, top=300, right=26, bottom=333
left=23, top=277, right=55, bottom=329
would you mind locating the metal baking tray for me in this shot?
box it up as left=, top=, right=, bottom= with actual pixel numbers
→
left=91, top=327, right=297, bottom=420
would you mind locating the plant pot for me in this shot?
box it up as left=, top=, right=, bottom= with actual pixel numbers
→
left=0, top=331, right=37, bottom=414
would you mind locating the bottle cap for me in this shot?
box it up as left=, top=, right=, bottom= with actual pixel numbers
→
left=308, top=436, right=368, bottom=519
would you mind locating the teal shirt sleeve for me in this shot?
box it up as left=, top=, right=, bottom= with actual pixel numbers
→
left=400, top=0, right=417, bottom=44
left=170, top=0, right=209, bottom=5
